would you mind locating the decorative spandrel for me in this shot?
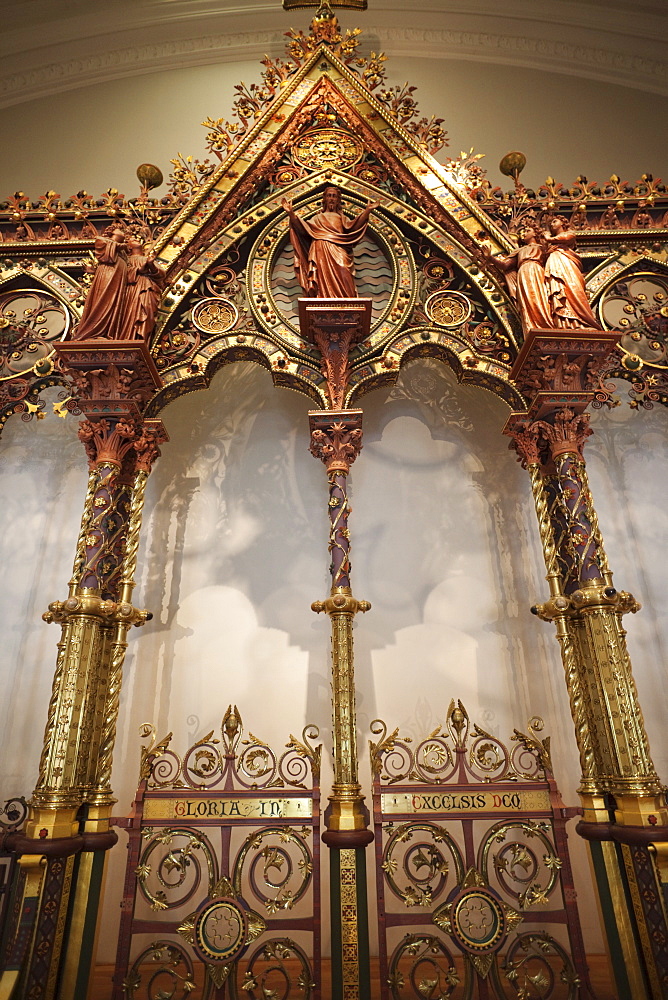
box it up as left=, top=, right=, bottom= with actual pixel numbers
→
left=600, top=270, right=668, bottom=369
left=588, top=261, right=668, bottom=409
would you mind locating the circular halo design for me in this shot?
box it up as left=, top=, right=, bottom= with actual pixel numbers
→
left=425, top=290, right=473, bottom=329
left=193, top=897, right=248, bottom=964
left=292, top=129, right=364, bottom=171
left=192, top=297, right=238, bottom=335
left=450, top=888, right=506, bottom=954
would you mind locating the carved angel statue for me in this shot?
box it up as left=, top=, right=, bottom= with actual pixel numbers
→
left=281, top=185, right=379, bottom=299
left=72, top=228, right=166, bottom=342
left=483, top=218, right=600, bottom=332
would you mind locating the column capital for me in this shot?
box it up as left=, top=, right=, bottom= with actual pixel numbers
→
left=503, top=415, right=543, bottom=469
left=535, top=406, right=592, bottom=461
left=133, top=419, right=169, bottom=474
left=54, top=340, right=162, bottom=415
left=504, top=404, right=592, bottom=466
left=309, top=409, right=363, bottom=473
left=53, top=342, right=167, bottom=471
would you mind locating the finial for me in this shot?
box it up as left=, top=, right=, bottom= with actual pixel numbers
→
left=136, top=163, right=163, bottom=193
left=499, top=150, right=526, bottom=183
left=500, top=150, right=527, bottom=197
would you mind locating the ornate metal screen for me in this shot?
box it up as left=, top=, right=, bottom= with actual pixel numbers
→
left=370, top=702, right=596, bottom=1000
left=112, top=707, right=321, bottom=999
left=0, top=798, right=28, bottom=969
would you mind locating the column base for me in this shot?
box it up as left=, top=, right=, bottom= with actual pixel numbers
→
left=323, top=791, right=374, bottom=846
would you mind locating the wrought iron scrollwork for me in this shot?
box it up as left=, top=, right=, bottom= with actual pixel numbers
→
left=0, top=796, right=28, bottom=832
left=481, top=821, right=562, bottom=911
left=370, top=702, right=548, bottom=785
left=501, top=933, right=580, bottom=1000
left=237, top=938, right=315, bottom=999
left=387, top=934, right=470, bottom=999
left=122, top=942, right=198, bottom=999
left=382, top=823, right=464, bottom=909
left=139, top=709, right=321, bottom=790
left=136, top=828, right=218, bottom=912
left=233, top=826, right=313, bottom=916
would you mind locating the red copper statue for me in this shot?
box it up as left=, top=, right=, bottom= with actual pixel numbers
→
left=73, top=228, right=166, bottom=341
left=118, top=237, right=166, bottom=341
left=543, top=216, right=600, bottom=329
left=484, top=219, right=600, bottom=332
left=484, top=224, right=552, bottom=332
left=73, top=226, right=128, bottom=340
left=282, top=185, right=378, bottom=298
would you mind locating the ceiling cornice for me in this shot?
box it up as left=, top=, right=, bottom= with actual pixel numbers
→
left=0, top=3, right=666, bottom=109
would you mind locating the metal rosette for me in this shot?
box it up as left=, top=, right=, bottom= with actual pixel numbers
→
left=432, top=867, right=522, bottom=979
left=246, top=192, right=417, bottom=354
left=191, top=297, right=239, bottom=335
left=425, top=289, right=473, bottom=329
left=447, top=887, right=507, bottom=955
left=192, top=896, right=249, bottom=965
left=177, top=875, right=267, bottom=988
left=292, top=129, right=364, bottom=172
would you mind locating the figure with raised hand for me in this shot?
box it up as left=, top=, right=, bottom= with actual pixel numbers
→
left=282, top=185, right=378, bottom=299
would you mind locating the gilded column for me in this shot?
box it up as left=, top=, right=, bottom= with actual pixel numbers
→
left=506, top=403, right=668, bottom=1000
left=310, top=410, right=373, bottom=1000
left=0, top=343, right=166, bottom=1000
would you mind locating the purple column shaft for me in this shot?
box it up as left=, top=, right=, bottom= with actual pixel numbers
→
left=80, top=462, right=130, bottom=599
left=328, top=471, right=351, bottom=590
left=555, top=454, right=601, bottom=591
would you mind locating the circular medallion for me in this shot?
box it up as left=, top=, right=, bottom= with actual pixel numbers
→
left=0, top=289, right=70, bottom=382
left=192, top=297, right=238, bottom=334
left=193, top=897, right=248, bottom=964
left=600, top=271, right=668, bottom=369
left=293, top=129, right=363, bottom=171
left=449, top=888, right=506, bottom=955
left=425, top=290, right=473, bottom=329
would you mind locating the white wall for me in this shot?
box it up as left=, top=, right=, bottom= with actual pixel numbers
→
left=3, top=360, right=667, bottom=964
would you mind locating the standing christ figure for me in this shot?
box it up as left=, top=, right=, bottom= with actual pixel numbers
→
left=281, top=186, right=378, bottom=298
